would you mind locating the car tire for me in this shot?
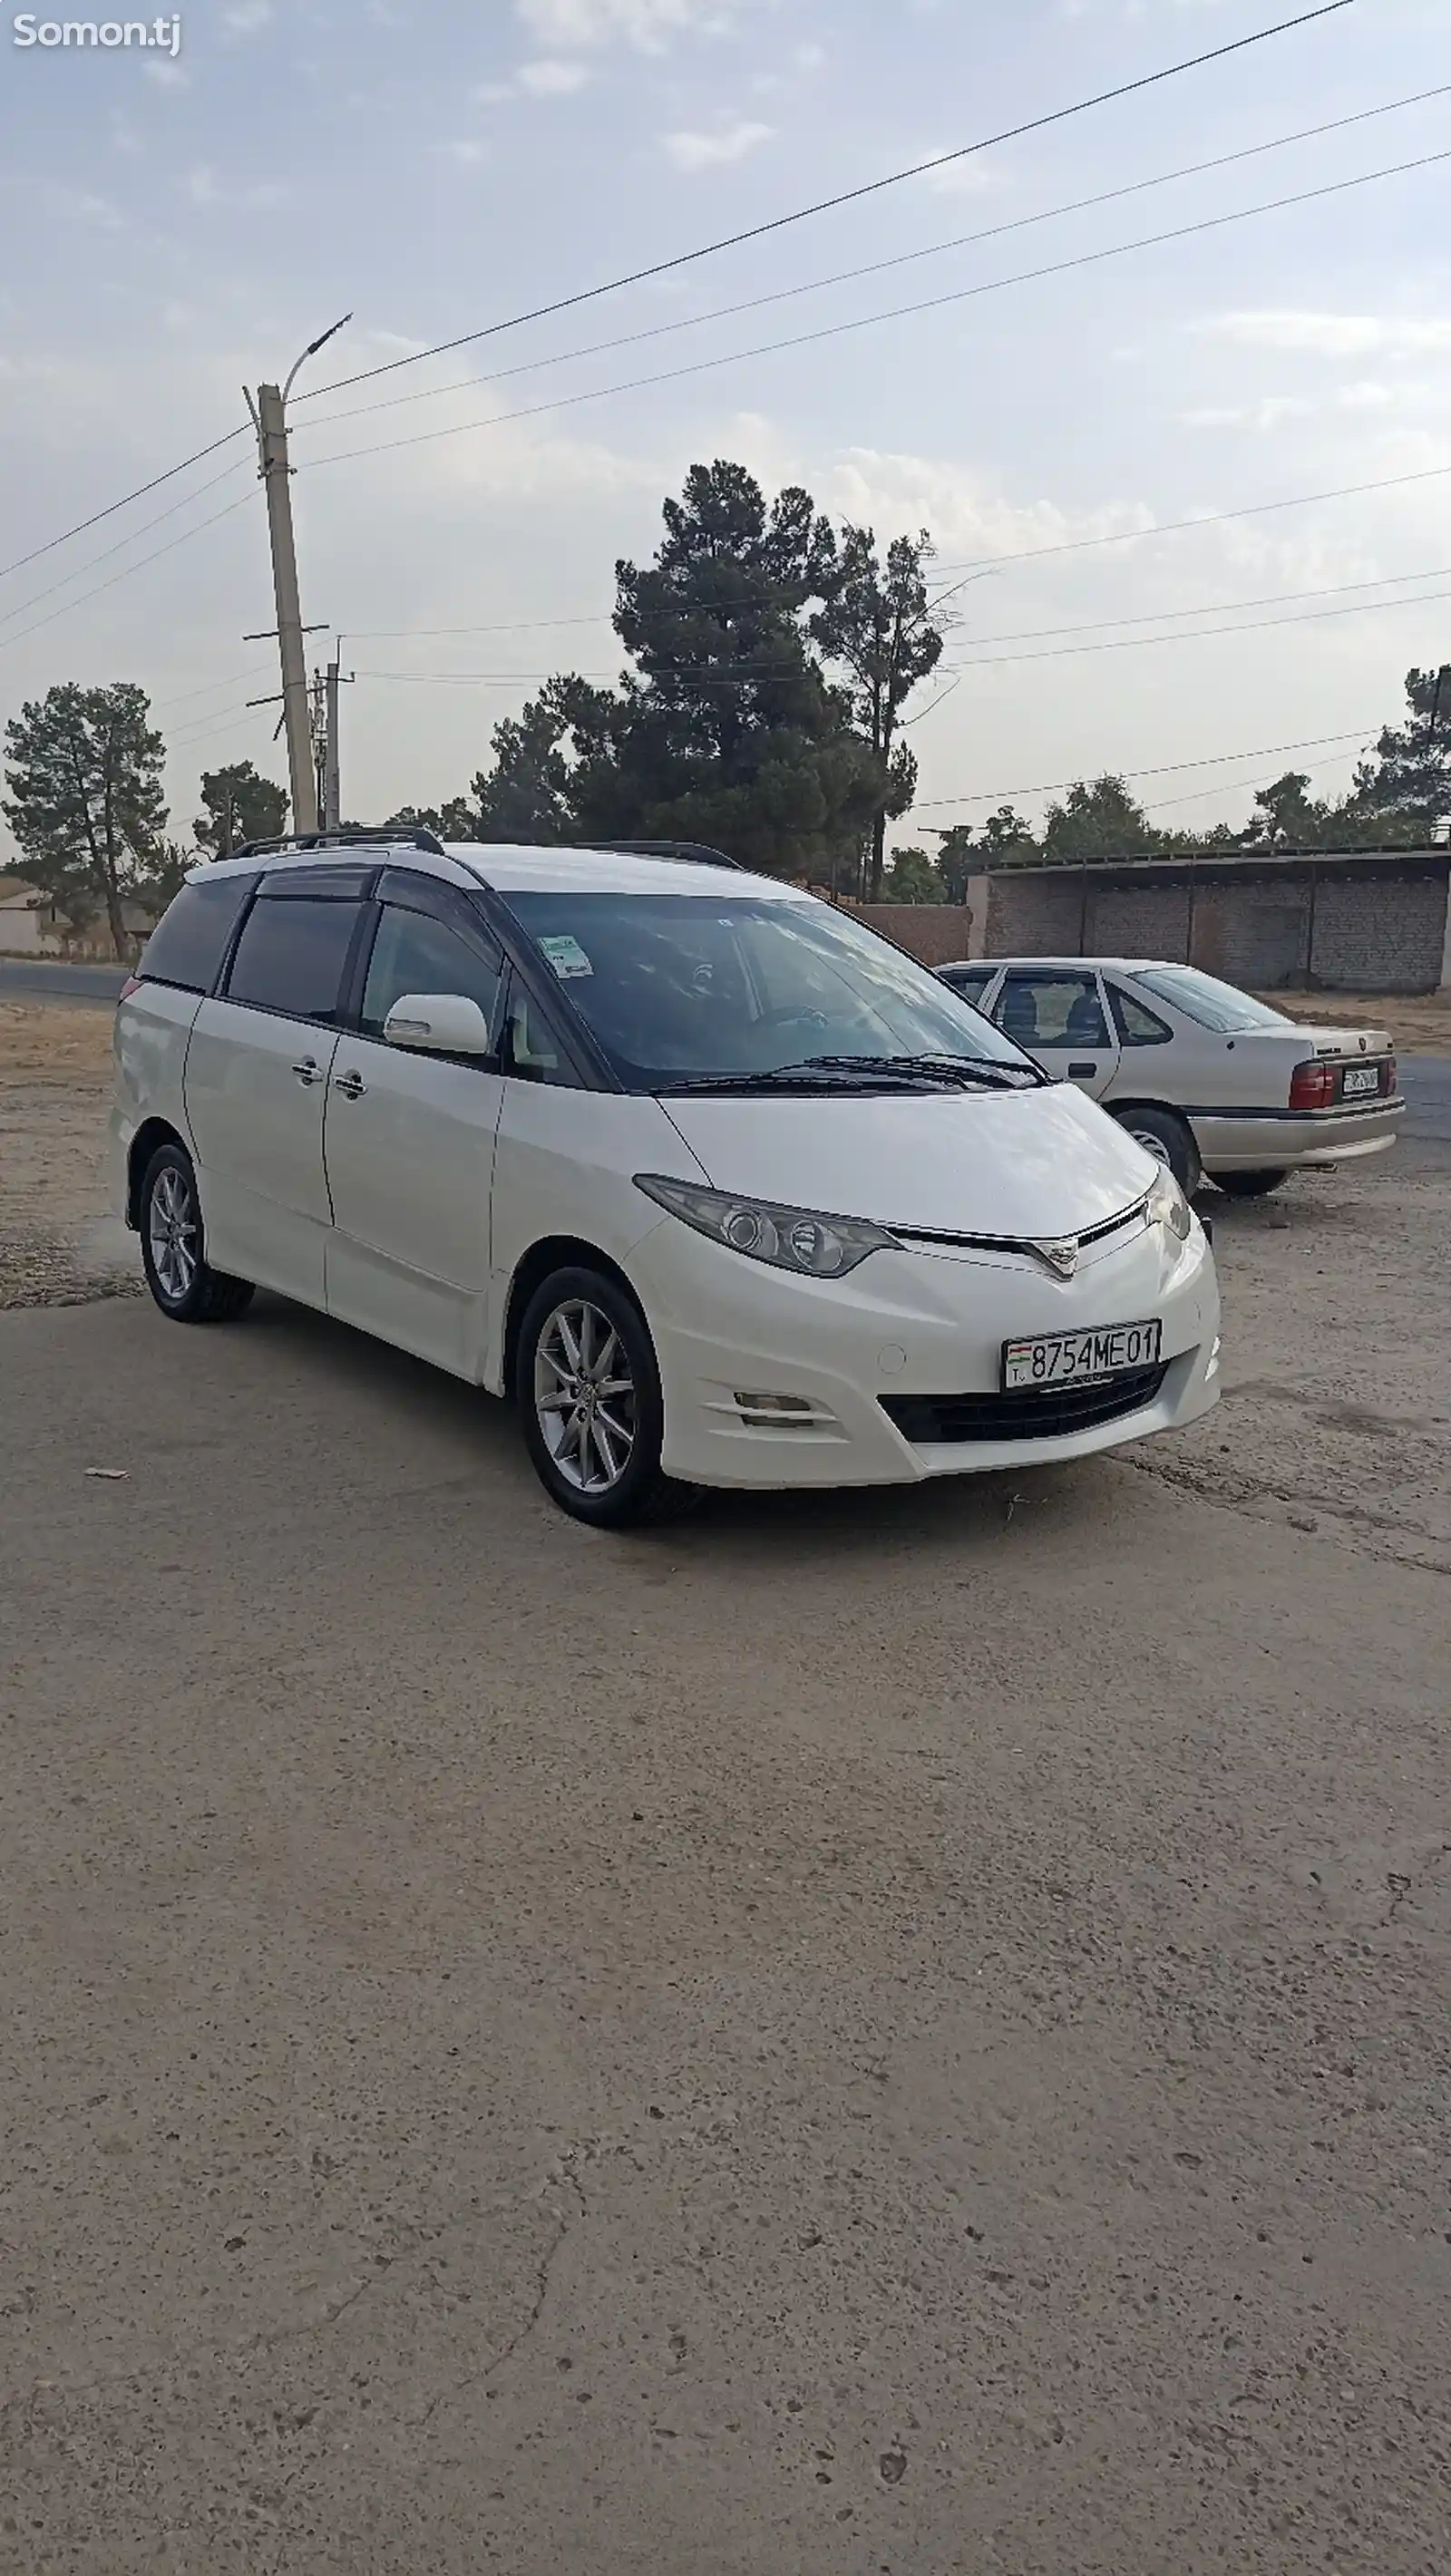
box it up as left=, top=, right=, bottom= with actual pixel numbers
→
left=515, top=1263, right=690, bottom=1529
left=139, top=1142, right=254, bottom=1324
left=1114, top=1105, right=1202, bottom=1197
left=1213, top=1169, right=1290, bottom=1200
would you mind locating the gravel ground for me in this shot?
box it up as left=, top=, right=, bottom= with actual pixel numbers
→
left=3, top=1000, right=1449, bottom=2575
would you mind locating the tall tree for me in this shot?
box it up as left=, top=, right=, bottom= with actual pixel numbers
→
left=3, top=681, right=166, bottom=956
left=473, top=676, right=618, bottom=843
left=1238, top=770, right=1330, bottom=850
left=878, top=844, right=945, bottom=904
left=1350, top=664, right=1451, bottom=833
left=194, top=761, right=287, bottom=858
left=812, top=528, right=945, bottom=900
left=597, top=462, right=884, bottom=878
left=1042, top=776, right=1162, bottom=864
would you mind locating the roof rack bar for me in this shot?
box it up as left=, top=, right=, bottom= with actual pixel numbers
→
left=231, top=825, right=447, bottom=860
left=476, top=835, right=742, bottom=870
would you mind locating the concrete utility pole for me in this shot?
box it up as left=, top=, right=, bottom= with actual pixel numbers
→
left=324, top=654, right=343, bottom=831
left=244, top=314, right=350, bottom=840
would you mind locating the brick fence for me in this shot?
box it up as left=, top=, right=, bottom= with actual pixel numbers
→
left=924, top=850, right=1451, bottom=994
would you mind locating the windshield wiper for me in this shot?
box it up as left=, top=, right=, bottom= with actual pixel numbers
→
left=800, top=1054, right=1043, bottom=1091
left=652, top=1063, right=938, bottom=1097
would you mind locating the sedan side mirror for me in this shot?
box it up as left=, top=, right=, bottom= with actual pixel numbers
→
left=383, top=991, right=494, bottom=1055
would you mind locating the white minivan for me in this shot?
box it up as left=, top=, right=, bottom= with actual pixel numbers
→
left=112, top=831, right=1221, bottom=1524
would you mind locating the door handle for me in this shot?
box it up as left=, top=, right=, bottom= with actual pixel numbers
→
left=292, top=1057, right=322, bottom=1086
left=334, top=1070, right=367, bottom=1101
left=1067, top=1061, right=1098, bottom=1078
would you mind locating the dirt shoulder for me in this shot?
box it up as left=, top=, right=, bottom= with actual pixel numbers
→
left=0, top=1002, right=139, bottom=1310
left=1257, top=990, right=1451, bottom=1053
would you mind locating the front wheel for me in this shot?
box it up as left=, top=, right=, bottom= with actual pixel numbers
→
left=1113, top=1105, right=1202, bottom=1197
left=1214, top=1169, right=1289, bottom=1200
left=515, top=1265, right=690, bottom=1528
left=139, top=1143, right=254, bottom=1323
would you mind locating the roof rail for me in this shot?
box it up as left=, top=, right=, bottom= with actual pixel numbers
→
left=231, top=825, right=447, bottom=860
left=576, top=838, right=743, bottom=870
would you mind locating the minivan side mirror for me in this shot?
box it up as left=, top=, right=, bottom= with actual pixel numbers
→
left=383, top=991, right=494, bottom=1055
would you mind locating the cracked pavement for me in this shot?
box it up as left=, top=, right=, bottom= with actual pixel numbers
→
left=3, top=1144, right=1451, bottom=2571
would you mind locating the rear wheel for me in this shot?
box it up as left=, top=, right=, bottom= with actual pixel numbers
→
left=1214, top=1169, right=1289, bottom=1200
left=515, top=1264, right=689, bottom=1528
left=139, top=1143, right=254, bottom=1324
left=1113, top=1105, right=1201, bottom=1197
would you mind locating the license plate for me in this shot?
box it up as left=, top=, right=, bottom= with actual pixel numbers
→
left=1340, top=1063, right=1380, bottom=1098
left=1003, top=1318, right=1163, bottom=1390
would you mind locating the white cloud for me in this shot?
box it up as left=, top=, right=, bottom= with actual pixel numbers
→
left=793, top=40, right=826, bottom=69
left=472, top=79, right=515, bottom=102
left=663, top=119, right=773, bottom=172
left=220, top=0, right=275, bottom=35
left=1201, top=310, right=1451, bottom=358
left=517, top=55, right=591, bottom=92
left=913, top=147, right=998, bottom=200
left=438, top=138, right=491, bottom=166
left=1178, top=396, right=1313, bottom=433
left=516, top=0, right=732, bottom=54
left=186, top=164, right=289, bottom=209
left=142, top=58, right=189, bottom=87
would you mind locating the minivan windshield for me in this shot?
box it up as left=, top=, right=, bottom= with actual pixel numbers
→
left=1134, top=966, right=1294, bottom=1035
left=502, top=891, right=1039, bottom=1091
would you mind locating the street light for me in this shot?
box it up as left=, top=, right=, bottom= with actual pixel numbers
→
left=243, top=315, right=351, bottom=836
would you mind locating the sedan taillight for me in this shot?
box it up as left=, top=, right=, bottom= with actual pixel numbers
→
left=1290, top=1057, right=1338, bottom=1111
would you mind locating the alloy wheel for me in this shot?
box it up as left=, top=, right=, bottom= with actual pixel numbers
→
left=1129, top=1126, right=1173, bottom=1166
left=533, top=1299, right=638, bottom=1494
left=149, top=1165, right=199, bottom=1305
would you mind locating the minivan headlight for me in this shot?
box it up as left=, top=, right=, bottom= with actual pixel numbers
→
left=634, top=1174, right=897, bottom=1278
left=1147, top=1167, right=1193, bottom=1243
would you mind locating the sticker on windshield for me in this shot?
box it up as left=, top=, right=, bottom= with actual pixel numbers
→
left=537, top=933, right=593, bottom=980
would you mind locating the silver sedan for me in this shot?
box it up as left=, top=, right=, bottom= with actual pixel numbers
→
left=936, top=956, right=1404, bottom=1198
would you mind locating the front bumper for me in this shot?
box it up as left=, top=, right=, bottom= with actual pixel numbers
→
left=628, top=1208, right=1221, bottom=1491
left=1191, top=1097, right=1405, bottom=1172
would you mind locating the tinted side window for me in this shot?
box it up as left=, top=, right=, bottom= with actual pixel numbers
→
left=939, top=966, right=994, bottom=998
left=140, top=872, right=257, bottom=994
left=1108, top=983, right=1173, bottom=1046
left=504, top=977, right=579, bottom=1087
left=995, top=970, right=1108, bottom=1050
left=360, top=904, right=502, bottom=1039
left=226, top=898, right=361, bottom=1023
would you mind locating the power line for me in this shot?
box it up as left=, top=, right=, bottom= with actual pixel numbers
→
left=0, top=424, right=248, bottom=588
left=911, top=724, right=1378, bottom=812
left=0, top=490, right=260, bottom=655
left=293, top=1, right=1356, bottom=408
left=923, top=463, right=1451, bottom=590
left=1142, top=744, right=1371, bottom=814
left=300, top=83, right=1448, bottom=442
left=294, top=145, right=1449, bottom=476
left=0, top=461, right=250, bottom=637
left=942, top=562, right=1451, bottom=652
left=944, top=576, right=1451, bottom=671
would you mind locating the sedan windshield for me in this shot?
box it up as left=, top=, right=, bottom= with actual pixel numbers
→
left=1133, top=965, right=1295, bottom=1035
left=502, top=890, right=1038, bottom=1089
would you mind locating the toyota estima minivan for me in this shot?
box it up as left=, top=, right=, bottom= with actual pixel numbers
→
left=112, top=829, right=1222, bottom=1525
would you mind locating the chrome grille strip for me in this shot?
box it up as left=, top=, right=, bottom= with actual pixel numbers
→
left=889, top=1196, right=1147, bottom=1259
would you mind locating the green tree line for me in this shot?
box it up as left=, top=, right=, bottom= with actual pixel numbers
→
left=4, top=458, right=1449, bottom=953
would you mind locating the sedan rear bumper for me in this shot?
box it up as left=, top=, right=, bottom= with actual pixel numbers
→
left=1190, top=1096, right=1404, bottom=1172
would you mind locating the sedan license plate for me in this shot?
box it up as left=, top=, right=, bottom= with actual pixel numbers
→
left=1340, top=1062, right=1380, bottom=1098
left=1003, top=1318, right=1163, bottom=1390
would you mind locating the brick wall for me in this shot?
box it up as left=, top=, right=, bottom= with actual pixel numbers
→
left=1308, top=866, right=1448, bottom=994
left=849, top=904, right=974, bottom=965
left=963, top=855, right=1449, bottom=992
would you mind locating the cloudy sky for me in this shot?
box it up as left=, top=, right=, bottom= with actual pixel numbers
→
left=1, top=0, right=1446, bottom=853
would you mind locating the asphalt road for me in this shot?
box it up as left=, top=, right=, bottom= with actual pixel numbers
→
left=3, top=1293, right=1447, bottom=2575
left=3, top=956, right=1449, bottom=1144
left=0, top=957, right=124, bottom=1005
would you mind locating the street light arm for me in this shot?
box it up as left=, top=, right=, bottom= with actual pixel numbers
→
left=282, top=313, right=352, bottom=409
